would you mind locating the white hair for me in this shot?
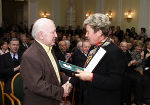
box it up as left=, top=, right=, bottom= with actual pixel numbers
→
left=65, top=40, right=70, bottom=46
left=31, top=18, right=53, bottom=39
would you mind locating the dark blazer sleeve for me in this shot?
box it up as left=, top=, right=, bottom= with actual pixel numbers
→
left=20, top=50, right=64, bottom=101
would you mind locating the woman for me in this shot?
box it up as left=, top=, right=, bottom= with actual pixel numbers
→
left=0, top=39, right=9, bottom=55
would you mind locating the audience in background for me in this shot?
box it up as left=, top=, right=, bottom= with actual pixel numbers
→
left=0, top=21, right=150, bottom=105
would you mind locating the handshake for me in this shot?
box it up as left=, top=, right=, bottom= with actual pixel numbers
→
left=62, top=81, right=72, bottom=97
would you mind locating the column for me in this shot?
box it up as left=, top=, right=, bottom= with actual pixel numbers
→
left=51, top=0, right=61, bottom=26
left=0, top=0, right=2, bottom=27
left=117, top=0, right=123, bottom=26
left=66, top=0, right=76, bottom=27
left=82, top=0, right=86, bottom=23
left=28, top=0, right=38, bottom=29
left=96, top=0, right=104, bottom=13
left=138, top=0, right=150, bottom=37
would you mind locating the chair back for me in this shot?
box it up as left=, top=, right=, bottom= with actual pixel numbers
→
left=11, top=73, right=23, bottom=102
left=0, top=81, right=4, bottom=105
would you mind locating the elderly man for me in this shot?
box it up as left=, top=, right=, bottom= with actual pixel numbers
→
left=70, top=13, right=127, bottom=105
left=20, top=18, right=72, bottom=105
left=71, top=40, right=91, bottom=67
left=55, top=40, right=72, bottom=62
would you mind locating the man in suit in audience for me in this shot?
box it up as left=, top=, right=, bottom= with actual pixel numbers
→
left=0, top=38, right=21, bottom=93
left=55, top=40, right=72, bottom=62
left=71, top=40, right=91, bottom=67
left=19, top=33, right=30, bottom=54
left=71, top=40, right=91, bottom=105
left=20, top=18, right=72, bottom=105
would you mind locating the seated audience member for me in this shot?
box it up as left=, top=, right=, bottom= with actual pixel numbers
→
left=112, top=35, right=120, bottom=46
left=127, top=42, right=134, bottom=53
left=120, top=41, right=144, bottom=105
left=141, top=41, right=150, bottom=105
left=65, top=40, right=72, bottom=53
left=129, top=41, right=144, bottom=105
left=131, top=27, right=138, bottom=40
left=19, top=33, right=30, bottom=54
left=0, top=39, right=9, bottom=55
left=74, top=40, right=83, bottom=52
left=115, top=26, right=124, bottom=42
left=139, top=28, right=148, bottom=40
left=55, top=40, right=71, bottom=62
left=71, top=40, right=91, bottom=105
left=71, top=40, right=91, bottom=67
left=0, top=38, right=21, bottom=93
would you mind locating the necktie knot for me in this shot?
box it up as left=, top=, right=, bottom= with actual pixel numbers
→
left=13, top=53, right=15, bottom=59
left=13, top=53, right=18, bottom=61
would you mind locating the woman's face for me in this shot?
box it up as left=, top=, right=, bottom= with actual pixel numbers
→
left=85, top=25, right=100, bottom=45
left=1, top=42, right=8, bottom=50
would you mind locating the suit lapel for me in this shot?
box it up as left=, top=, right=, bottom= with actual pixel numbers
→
left=34, top=41, right=60, bottom=85
left=6, top=52, right=14, bottom=66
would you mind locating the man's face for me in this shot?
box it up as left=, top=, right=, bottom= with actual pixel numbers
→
left=77, top=41, right=83, bottom=51
left=59, top=41, right=67, bottom=52
left=85, top=25, right=99, bottom=45
left=83, top=42, right=91, bottom=54
left=127, top=43, right=132, bottom=50
left=21, top=35, right=27, bottom=43
left=9, top=41, right=19, bottom=53
left=42, top=22, right=57, bottom=47
left=120, top=42, right=128, bottom=52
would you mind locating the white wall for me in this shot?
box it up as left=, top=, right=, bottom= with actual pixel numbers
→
left=28, top=0, right=38, bottom=29
left=138, top=0, right=150, bottom=37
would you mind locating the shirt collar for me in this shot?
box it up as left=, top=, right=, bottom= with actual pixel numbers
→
left=95, top=37, right=107, bottom=46
left=36, top=40, right=52, bottom=53
left=10, top=51, right=18, bottom=59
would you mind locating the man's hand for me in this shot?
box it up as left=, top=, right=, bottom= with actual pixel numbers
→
left=65, top=53, right=72, bottom=62
left=62, top=81, right=72, bottom=97
left=14, top=65, right=20, bottom=72
left=75, top=70, right=93, bottom=81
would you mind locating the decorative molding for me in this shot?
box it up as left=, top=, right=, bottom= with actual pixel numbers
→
left=96, top=0, right=104, bottom=13
left=51, top=0, right=61, bottom=26
left=28, top=0, right=38, bottom=29
left=66, top=0, right=76, bottom=27
left=117, top=0, right=122, bottom=26
left=82, top=0, right=86, bottom=24
left=138, top=0, right=150, bottom=37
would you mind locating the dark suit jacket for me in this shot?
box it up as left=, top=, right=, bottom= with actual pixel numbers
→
left=19, top=42, right=30, bottom=55
left=20, top=41, right=68, bottom=105
left=54, top=50, right=66, bottom=62
left=71, top=49, right=87, bottom=67
left=0, top=52, right=21, bottom=81
left=71, top=43, right=126, bottom=105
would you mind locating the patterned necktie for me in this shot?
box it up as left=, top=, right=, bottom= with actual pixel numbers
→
left=13, top=53, right=19, bottom=68
left=13, top=54, right=16, bottom=61
left=84, top=37, right=112, bottom=68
